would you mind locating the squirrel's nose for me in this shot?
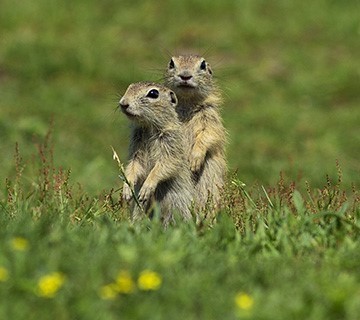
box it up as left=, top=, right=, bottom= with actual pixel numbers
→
left=120, top=102, right=129, bottom=110
left=119, top=98, right=129, bottom=110
left=180, top=75, right=192, bottom=81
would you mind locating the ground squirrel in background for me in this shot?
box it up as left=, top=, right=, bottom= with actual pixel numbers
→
left=119, top=82, right=194, bottom=225
left=164, top=55, right=227, bottom=212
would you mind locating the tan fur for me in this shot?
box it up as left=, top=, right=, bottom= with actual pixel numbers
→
left=164, top=55, right=227, bottom=211
left=119, top=82, right=194, bottom=225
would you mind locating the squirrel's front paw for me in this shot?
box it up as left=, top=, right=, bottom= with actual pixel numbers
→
left=138, top=183, right=155, bottom=202
left=122, top=183, right=133, bottom=201
left=189, top=151, right=205, bottom=173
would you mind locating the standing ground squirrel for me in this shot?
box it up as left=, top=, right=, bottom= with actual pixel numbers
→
left=164, top=55, right=227, bottom=211
left=119, top=82, right=194, bottom=225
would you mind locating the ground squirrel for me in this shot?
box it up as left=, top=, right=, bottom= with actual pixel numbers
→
left=119, top=82, right=194, bottom=225
left=164, top=55, right=227, bottom=211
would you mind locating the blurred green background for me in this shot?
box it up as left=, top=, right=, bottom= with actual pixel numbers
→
left=1, top=0, right=359, bottom=194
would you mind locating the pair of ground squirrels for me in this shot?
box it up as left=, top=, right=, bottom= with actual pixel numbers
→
left=119, top=55, right=226, bottom=223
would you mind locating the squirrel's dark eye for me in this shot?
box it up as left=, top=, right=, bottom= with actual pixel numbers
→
left=200, top=60, right=207, bottom=70
left=146, top=89, right=159, bottom=99
left=169, top=59, right=175, bottom=69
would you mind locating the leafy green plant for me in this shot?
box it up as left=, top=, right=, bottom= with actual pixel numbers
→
left=0, top=135, right=359, bottom=319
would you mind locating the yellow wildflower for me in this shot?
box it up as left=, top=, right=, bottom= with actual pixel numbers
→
left=114, top=270, right=135, bottom=294
left=99, top=284, right=118, bottom=300
left=0, top=267, right=9, bottom=282
left=11, top=237, right=29, bottom=251
left=137, top=270, right=162, bottom=291
left=235, top=292, right=254, bottom=311
left=37, top=272, right=65, bottom=298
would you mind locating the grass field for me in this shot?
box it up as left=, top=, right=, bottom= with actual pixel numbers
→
left=1, top=0, right=360, bottom=319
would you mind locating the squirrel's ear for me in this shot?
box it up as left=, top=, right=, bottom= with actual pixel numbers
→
left=170, top=91, right=177, bottom=106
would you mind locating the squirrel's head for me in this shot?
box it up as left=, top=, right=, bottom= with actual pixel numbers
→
left=119, top=82, right=178, bottom=127
left=164, top=55, right=214, bottom=100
